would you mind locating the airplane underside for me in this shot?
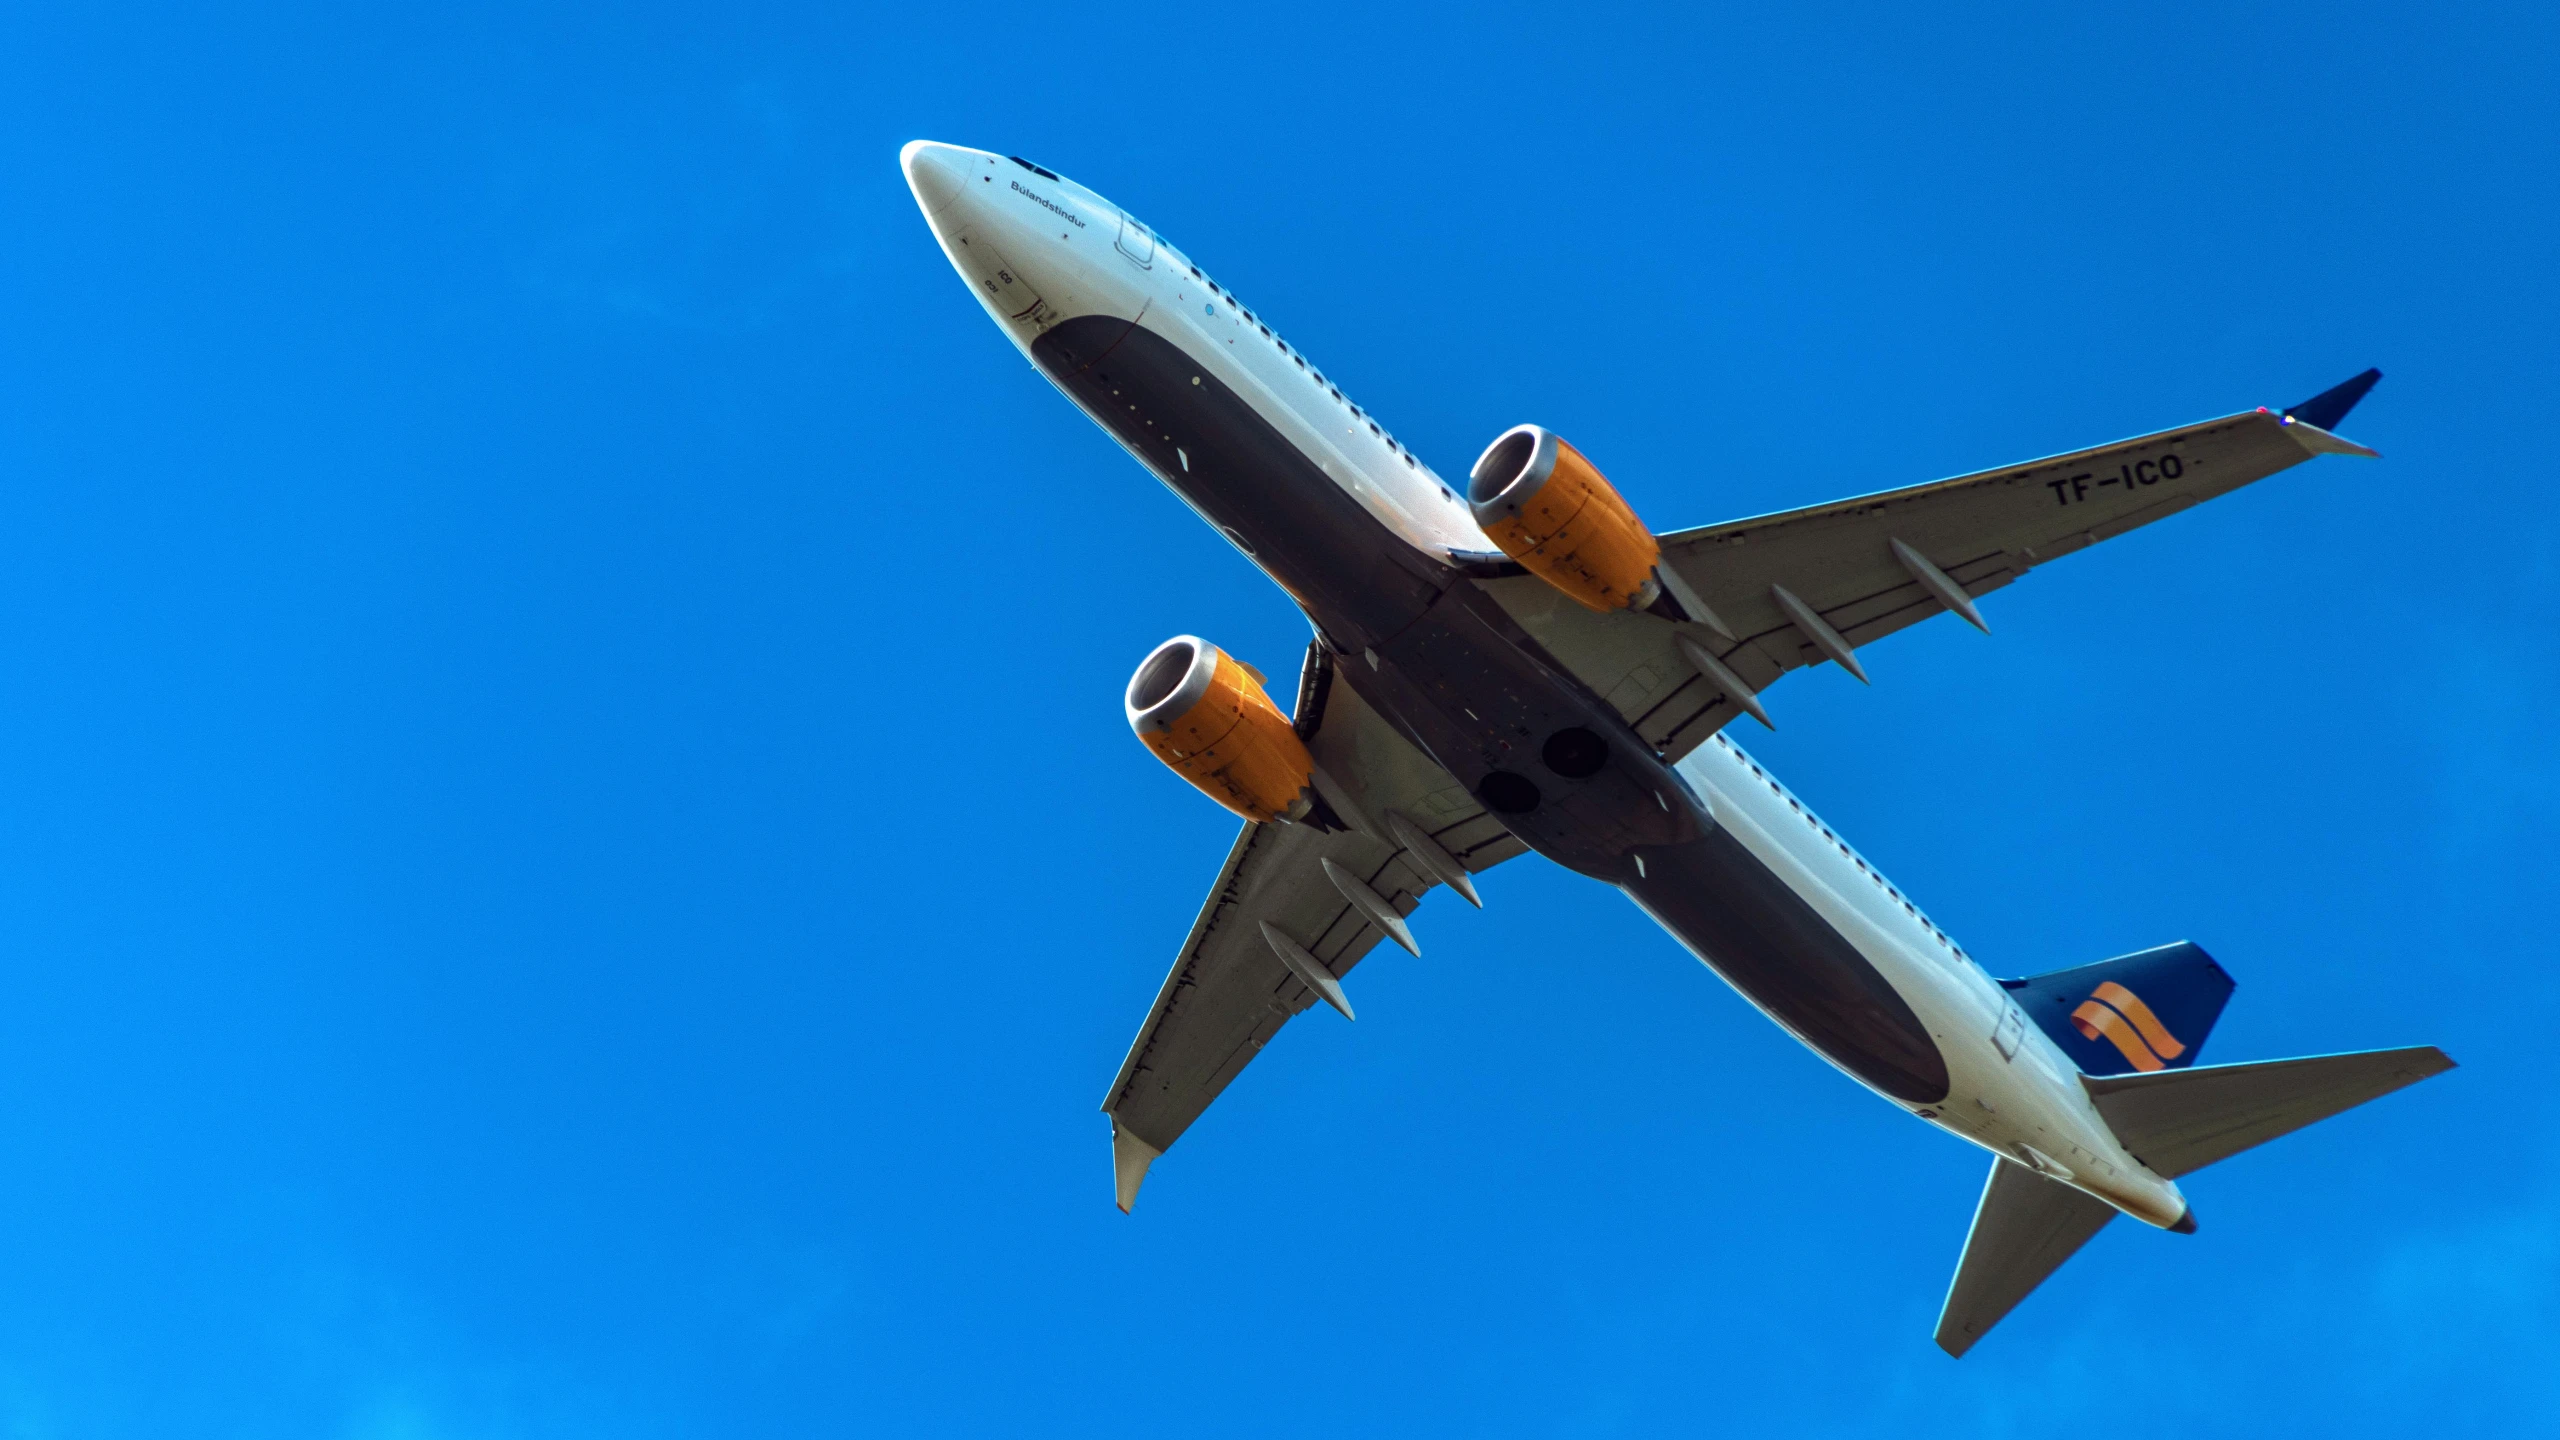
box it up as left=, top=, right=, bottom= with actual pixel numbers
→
left=1036, top=314, right=1951, bottom=1103
left=905, top=138, right=2448, bottom=1355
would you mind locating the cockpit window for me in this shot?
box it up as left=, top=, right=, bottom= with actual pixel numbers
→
left=1008, top=156, right=1061, bottom=181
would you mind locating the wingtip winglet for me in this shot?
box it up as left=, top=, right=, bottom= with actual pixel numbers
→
left=2283, top=367, right=2382, bottom=432
left=2272, top=368, right=2384, bottom=457
left=1111, top=1121, right=1162, bottom=1214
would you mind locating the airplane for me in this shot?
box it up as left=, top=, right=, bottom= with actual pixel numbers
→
left=898, top=139, right=2454, bottom=1354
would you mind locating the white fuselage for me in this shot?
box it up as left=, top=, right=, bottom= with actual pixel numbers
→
left=903, top=141, right=2186, bottom=1229
left=1671, top=735, right=2182, bottom=1223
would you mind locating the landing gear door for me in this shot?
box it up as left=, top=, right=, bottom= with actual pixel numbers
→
left=1115, top=212, right=1155, bottom=269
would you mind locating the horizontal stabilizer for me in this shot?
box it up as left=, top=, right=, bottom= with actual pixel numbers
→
left=1935, top=1159, right=2119, bottom=1357
left=1939, top=1044, right=2451, bottom=1355
left=2086, top=1045, right=2455, bottom=1179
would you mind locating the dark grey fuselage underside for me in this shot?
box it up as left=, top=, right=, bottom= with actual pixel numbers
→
left=1037, top=316, right=1949, bottom=1105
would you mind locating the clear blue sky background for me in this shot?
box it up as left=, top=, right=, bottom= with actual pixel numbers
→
left=1, top=2, right=2553, bottom=1435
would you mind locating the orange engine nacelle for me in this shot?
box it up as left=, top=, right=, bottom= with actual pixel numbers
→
left=1466, top=424, right=1662, bottom=613
left=1125, top=636, right=1317, bottom=824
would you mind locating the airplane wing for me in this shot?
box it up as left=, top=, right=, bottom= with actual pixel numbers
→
left=1472, top=371, right=2383, bottom=764
left=1101, top=642, right=1527, bottom=1211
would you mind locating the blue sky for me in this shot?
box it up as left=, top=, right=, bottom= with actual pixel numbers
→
left=1, top=1, right=2554, bottom=1434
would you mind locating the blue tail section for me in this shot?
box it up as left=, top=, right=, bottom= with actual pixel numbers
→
left=1999, top=943, right=2236, bottom=1077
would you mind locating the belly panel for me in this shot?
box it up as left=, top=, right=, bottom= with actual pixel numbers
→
left=1031, top=315, right=1445, bottom=651
left=1626, top=830, right=1952, bottom=1104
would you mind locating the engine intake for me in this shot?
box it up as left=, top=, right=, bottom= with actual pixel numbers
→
left=1125, top=636, right=1317, bottom=824
left=1467, top=424, right=1661, bottom=613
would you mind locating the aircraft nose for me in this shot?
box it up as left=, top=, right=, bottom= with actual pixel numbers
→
left=901, top=140, right=973, bottom=217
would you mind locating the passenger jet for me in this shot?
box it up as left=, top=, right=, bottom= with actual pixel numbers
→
left=899, top=140, right=2451, bottom=1354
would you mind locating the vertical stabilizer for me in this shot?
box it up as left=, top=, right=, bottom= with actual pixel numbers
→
left=1934, top=1160, right=2119, bottom=1357
left=2002, top=942, right=2235, bottom=1076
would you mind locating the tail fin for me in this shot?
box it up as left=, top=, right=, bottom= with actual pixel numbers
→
left=2001, top=941, right=2235, bottom=1076
left=2285, top=367, right=2383, bottom=432
left=1934, top=1044, right=2454, bottom=1356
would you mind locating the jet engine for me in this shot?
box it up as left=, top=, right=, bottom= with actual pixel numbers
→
left=1125, top=635, right=1317, bottom=824
left=1467, top=424, right=1662, bottom=612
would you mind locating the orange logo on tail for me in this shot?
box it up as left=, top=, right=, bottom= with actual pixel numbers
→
left=2070, top=981, right=2187, bottom=1071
